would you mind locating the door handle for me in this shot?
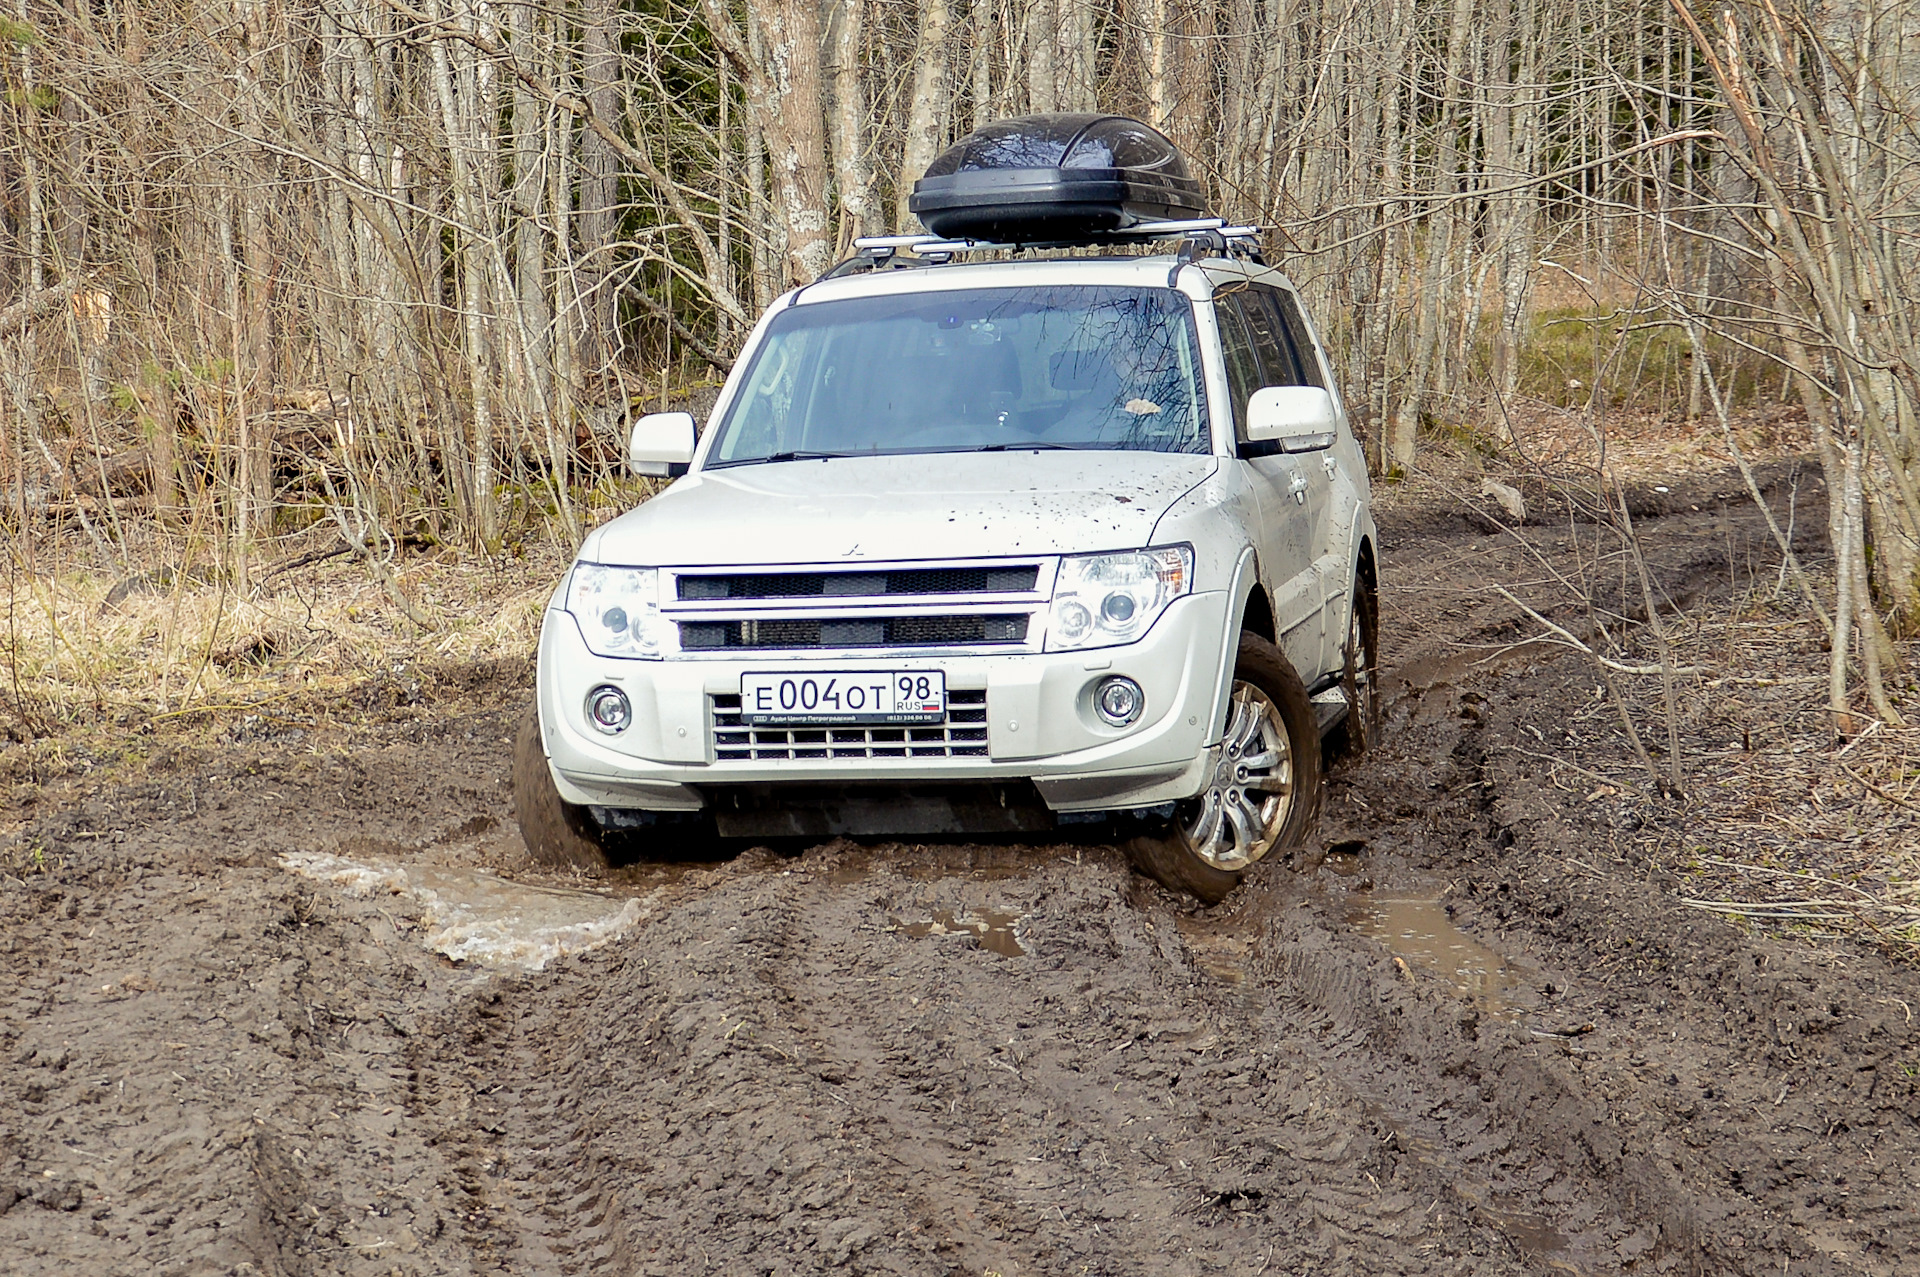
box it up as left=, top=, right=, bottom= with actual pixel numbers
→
left=1288, top=472, right=1308, bottom=504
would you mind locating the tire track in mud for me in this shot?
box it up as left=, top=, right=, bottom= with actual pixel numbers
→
left=1324, top=479, right=1920, bottom=1275
left=1421, top=675, right=1920, bottom=1276
left=422, top=840, right=1682, bottom=1275
left=0, top=843, right=478, bottom=1274
left=1245, top=897, right=1698, bottom=1271
left=0, top=710, right=534, bottom=1276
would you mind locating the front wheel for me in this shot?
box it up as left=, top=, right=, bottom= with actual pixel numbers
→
left=512, top=702, right=612, bottom=872
left=1125, top=633, right=1322, bottom=903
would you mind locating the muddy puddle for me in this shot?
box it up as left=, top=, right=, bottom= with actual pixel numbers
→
left=1348, top=895, right=1530, bottom=1019
left=894, top=907, right=1025, bottom=956
left=1327, top=850, right=1533, bottom=1021
left=282, top=851, right=648, bottom=970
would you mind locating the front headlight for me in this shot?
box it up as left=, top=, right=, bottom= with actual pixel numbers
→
left=566, top=563, right=671, bottom=658
left=1047, top=546, right=1192, bottom=650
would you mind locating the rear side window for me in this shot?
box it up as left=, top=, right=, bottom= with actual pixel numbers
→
left=1264, top=286, right=1325, bottom=389
left=1240, top=287, right=1305, bottom=386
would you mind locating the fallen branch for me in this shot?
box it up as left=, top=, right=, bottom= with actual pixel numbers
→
left=617, top=280, right=734, bottom=376
left=1694, top=855, right=1886, bottom=901
left=259, top=543, right=356, bottom=583
left=1837, top=762, right=1920, bottom=815
left=1487, top=585, right=1704, bottom=676
left=1489, top=584, right=1689, bottom=797
left=311, top=466, right=432, bottom=629
left=1679, top=898, right=1881, bottom=923
left=1501, top=744, right=1638, bottom=791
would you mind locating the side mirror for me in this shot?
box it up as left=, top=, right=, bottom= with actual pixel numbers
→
left=1245, top=386, right=1337, bottom=453
left=629, top=412, right=696, bottom=477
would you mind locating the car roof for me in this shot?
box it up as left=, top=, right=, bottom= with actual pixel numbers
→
left=788, top=253, right=1296, bottom=307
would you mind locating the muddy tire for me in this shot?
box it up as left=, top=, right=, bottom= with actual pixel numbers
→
left=1326, top=574, right=1380, bottom=761
left=512, top=702, right=611, bottom=872
left=1126, top=633, right=1322, bottom=904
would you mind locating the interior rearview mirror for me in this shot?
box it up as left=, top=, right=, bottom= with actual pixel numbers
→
left=1245, top=386, right=1337, bottom=454
left=629, top=412, right=697, bottom=477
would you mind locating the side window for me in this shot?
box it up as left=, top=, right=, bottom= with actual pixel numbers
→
left=1242, top=286, right=1304, bottom=385
left=1213, top=294, right=1264, bottom=439
left=1269, top=287, right=1326, bottom=389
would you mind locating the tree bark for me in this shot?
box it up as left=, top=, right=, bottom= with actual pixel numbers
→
left=899, top=0, right=953, bottom=230
left=830, top=0, right=879, bottom=244
left=1390, top=0, right=1472, bottom=472
left=707, top=0, right=834, bottom=285
left=575, top=0, right=621, bottom=361
left=1025, top=0, right=1057, bottom=113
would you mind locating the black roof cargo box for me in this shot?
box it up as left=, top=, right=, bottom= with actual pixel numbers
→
left=908, top=114, right=1208, bottom=243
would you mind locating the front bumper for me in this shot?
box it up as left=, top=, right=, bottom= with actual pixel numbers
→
left=537, top=590, right=1230, bottom=814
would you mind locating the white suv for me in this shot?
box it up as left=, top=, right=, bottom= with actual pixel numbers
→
left=516, top=127, right=1376, bottom=901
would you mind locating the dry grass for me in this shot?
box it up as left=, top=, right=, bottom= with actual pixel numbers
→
left=1627, top=602, right=1920, bottom=962
left=0, top=520, right=584, bottom=842
left=2, top=538, right=569, bottom=733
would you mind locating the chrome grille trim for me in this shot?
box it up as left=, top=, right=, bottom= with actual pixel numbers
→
left=713, top=689, right=989, bottom=761
left=678, top=565, right=1040, bottom=601
left=660, top=557, right=1056, bottom=657
left=681, top=614, right=1028, bottom=651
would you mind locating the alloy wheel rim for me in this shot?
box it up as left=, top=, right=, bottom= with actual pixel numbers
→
left=1180, top=680, right=1294, bottom=871
left=1346, top=596, right=1377, bottom=741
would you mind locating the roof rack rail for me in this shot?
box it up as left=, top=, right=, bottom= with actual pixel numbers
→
left=824, top=218, right=1265, bottom=278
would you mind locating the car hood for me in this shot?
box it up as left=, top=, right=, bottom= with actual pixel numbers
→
left=581, top=451, right=1219, bottom=567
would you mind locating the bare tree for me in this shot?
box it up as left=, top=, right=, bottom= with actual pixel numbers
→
left=0, top=0, right=1899, bottom=717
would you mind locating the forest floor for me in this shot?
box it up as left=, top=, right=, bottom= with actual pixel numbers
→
left=3, top=408, right=1920, bottom=1276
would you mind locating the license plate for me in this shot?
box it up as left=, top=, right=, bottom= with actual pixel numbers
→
left=740, top=670, right=946, bottom=726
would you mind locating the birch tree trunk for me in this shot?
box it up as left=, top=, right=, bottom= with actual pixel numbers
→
left=745, top=88, right=772, bottom=310
left=1486, top=0, right=1540, bottom=406
left=1026, top=0, right=1058, bottom=113
left=575, top=0, right=621, bottom=362
left=427, top=0, right=497, bottom=535
left=710, top=0, right=834, bottom=284
left=1059, top=0, right=1098, bottom=111
left=1389, top=0, right=1472, bottom=471
left=898, top=0, right=953, bottom=229
left=1166, top=0, right=1214, bottom=158
left=509, top=2, right=554, bottom=416
left=831, top=0, right=879, bottom=244
left=971, top=0, right=996, bottom=128
left=234, top=0, right=278, bottom=559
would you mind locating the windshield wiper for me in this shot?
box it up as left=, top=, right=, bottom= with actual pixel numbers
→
left=970, top=441, right=1082, bottom=452
left=730, top=450, right=857, bottom=465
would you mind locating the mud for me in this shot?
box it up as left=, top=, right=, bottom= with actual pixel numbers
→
left=4, top=457, right=1920, bottom=1275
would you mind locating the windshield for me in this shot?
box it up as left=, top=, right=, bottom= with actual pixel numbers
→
left=706, top=284, right=1209, bottom=466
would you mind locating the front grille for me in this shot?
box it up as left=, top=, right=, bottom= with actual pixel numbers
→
left=679, top=566, right=1038, bottom=601
left=713, top=689, right=989, bottom=761
left=681, top=614, right=1028, bottom=651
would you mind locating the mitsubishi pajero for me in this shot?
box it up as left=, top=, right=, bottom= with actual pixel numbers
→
left=515, top=114, right=1378, bottom=901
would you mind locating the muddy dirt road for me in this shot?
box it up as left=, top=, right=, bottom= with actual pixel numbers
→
left=4, top=464, right=1919, bottom=1276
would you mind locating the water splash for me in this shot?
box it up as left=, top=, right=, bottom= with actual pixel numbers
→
left=282, top=851, right=646, bottom=971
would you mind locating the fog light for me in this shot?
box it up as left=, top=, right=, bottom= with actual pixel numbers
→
left=1094, top=676, right=1144, bottom=727
left=586, top=684, right=632, bottom=735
